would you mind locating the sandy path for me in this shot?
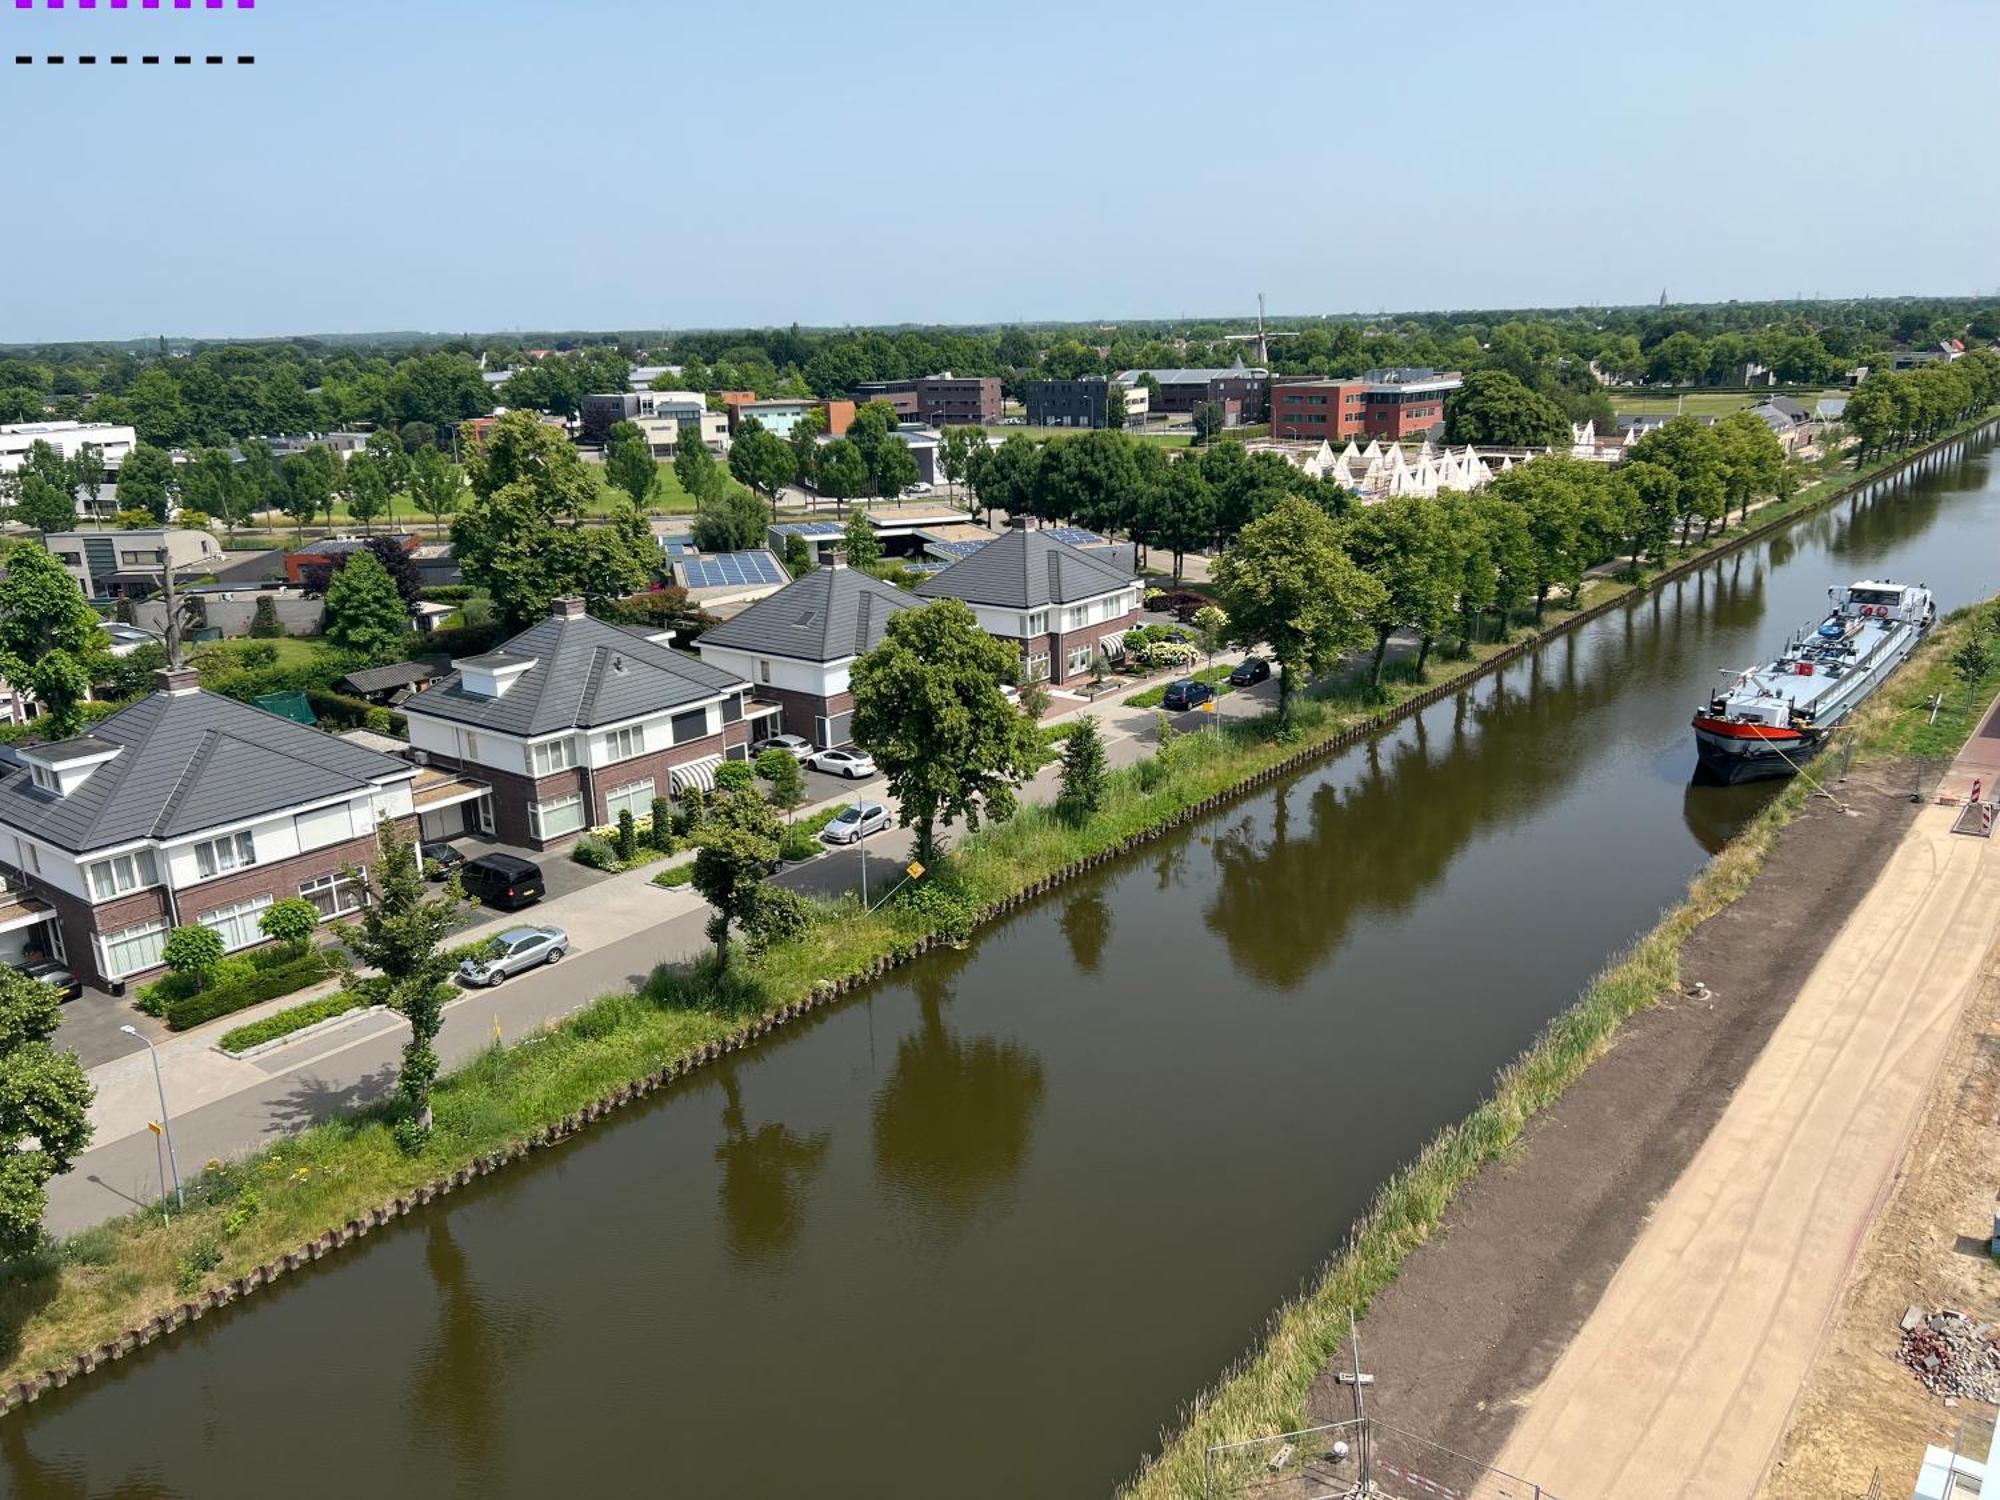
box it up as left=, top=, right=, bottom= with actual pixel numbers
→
left=1492, top=800, right=2000, bottom=1499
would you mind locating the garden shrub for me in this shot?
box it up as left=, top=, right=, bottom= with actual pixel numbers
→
left=164, top=951, right=334, bottom=1031
left=571, top=836, right=619, bottom=871
left=778, top=824, right=820, bottom=863
left=746, top=885, right=819, bottom=953
left=713, top=760, right=754, bottom=793
left=650, top=796, right=675, bottom=852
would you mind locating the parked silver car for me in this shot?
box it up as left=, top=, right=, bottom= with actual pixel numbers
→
left=457, top=925, right=569, bottom=987
left=820, top=801, right=891, bottom=845
left=753, top=733, right=813, bottom=763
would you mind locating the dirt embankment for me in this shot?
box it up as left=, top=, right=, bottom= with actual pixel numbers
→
left=1307, top=764, right=1922, bottom=1463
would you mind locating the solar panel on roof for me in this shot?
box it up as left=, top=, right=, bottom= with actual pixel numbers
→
left=678, top=551, right=786, bottom=589
left=928, top=539, right=990, bottom=560
left=772, top=520, right=845, bottom=538
left=1044, top=526, right=1105, bottom=546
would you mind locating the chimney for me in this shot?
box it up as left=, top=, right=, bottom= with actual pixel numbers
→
left=551, top=595, right=586, bottom=620
left=827, top=546, right=847, bottom=570
left=155, top=667, right=200, bottom=696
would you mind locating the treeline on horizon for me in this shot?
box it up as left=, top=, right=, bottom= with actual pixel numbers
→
left=2, top=296, right=1996, bottom=454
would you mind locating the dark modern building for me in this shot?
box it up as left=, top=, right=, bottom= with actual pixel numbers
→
left=580, top=392, right=643, bottom=445
left=1024, top=377, right=1115, bottom=429
left=1114, top=361, right=1269, bottom=423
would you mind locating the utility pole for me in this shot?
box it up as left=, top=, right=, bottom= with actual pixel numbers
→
left=1332, top=1309, right=1376, bottom=1495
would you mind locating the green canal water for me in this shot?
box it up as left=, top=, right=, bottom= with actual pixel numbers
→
left=8, top=434, right=2000, bottom=1499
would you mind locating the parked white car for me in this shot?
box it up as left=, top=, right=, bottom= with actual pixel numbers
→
left=458, top=925, right=568, bottom=987
left=902, top=481, right=932, bottom=497
left=753, top=733, right=813, bottom=763
left=821, top=801, right=891, bottom=845
left=808, top=747, right=877, bottom=779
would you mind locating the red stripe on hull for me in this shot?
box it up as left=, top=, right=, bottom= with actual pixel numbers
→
left=1690, top=714, right=1805, bottom=744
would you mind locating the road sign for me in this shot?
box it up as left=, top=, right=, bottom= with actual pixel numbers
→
left=146, top=1121, right=163, bottom=1136
left=1201, top=699, right=1217, bottom=712
left=906, top=861, right=926, bottom=880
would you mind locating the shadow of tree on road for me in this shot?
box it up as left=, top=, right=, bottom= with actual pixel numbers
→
left=262, top=1061, right=398, bottom=1137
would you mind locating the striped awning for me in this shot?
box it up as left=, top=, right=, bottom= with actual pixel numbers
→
left=1099, top=630, right=1130, bottom=661
left=668, top=754, right=725, bottom=795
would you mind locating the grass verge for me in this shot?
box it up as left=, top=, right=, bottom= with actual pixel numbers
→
left=1115, top=601, right=2000, bottom=1499
left=3, top=427, right=1990, bottom=1400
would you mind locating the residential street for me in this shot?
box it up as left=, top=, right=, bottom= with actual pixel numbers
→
left=48, top=654, right=1275, bottom=1237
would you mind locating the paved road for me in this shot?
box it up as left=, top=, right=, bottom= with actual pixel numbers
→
left=1491, top=797, right=2000, bottom=1498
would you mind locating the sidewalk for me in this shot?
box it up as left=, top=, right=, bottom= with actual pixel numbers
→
left=1490, top=771, right=2000, bottom=1496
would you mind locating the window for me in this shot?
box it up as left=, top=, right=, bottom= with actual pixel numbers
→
left=28, top=763, right=55, bottom=793
left=605, top=780, right=654, bottom=824
left=1024, top=651, right=1051, bottom=683
left=758, top=658, right=772, bottom=684
left=89, top=848, right=159, bottom=901
left=298, top=869, right=365, bottom=920
left=98, top=919, right=169, bottom=978
left=722, top=694, right=743, bottom=723
left=1067, top=644, right=1093, bottom=677
left=202, top=895, right=273, bottom=952
left=531, top=738, right=576, bottom=776
left=529, top=794, right=585, bottom=841
left=670, top=708, right=708, bottom=745
left=193, top=830, right=256, bottom=879
left=603, top=725, right=644, bottom=762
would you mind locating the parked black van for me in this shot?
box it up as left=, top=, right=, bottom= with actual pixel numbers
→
left=457, top=853, right=546, bottom=910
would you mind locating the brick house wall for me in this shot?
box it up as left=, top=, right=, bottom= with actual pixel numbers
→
left=758, top=683, right=853, bottom=746
left=989, top=605, right=1142, bottom=688
left=5, top=817, right=418, bottom=991
left=423, top=722, right=754, bottom=850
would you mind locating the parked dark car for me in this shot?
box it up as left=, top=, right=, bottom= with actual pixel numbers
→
left=14, top=958, right=80, bottom=1002
left=421, top=841, right=466, bottom=882
left=457, top=853, right=546, bottom=910
left=1162, top=678, right=1216, bottom=712
left=1228, top=656, right=1271, bottom=687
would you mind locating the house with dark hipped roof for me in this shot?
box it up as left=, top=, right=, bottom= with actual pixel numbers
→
left=695, top=558, right=921, bottom=748
left=915, top=519, right=1143, bottom=687
left=399, top=597, right=773, bottom=848
left=0, top=668, right=419, bottom=990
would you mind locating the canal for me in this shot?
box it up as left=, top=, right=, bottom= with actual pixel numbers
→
left=8, top=434, right=2000, bottom=1499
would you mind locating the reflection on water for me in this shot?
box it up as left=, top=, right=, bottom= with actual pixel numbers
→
left=1058, top=887, right=1113, bottom=972
left=715, top=1068, right=830, bottom=1266
left=409, top=1216, right=537, bottom=1487
left=871, top=946, right=1045, bottom=1232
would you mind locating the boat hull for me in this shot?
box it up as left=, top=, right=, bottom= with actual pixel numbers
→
left=1691, top=718, right=1818, bottom=784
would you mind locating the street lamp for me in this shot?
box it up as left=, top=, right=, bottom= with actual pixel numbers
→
left=120, top=1025, right=183, bottom=1211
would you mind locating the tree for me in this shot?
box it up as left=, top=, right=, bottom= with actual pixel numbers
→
left=781, top=531, right=815, bottom=577
left=940, top=424, right=985, bottom=495
left=691, top=785, right=783, bottom=966
left=1056, top=716, right=1108, bottom=823
left=1211, top=495, right=1386, bottom=723
left=849, top=598, right=1043, bottom=863
left=1192, top=401, right=1228, bottom=444
left=690, top=486, right=769, bottom=552
left=1615, top=460, right=1678, bottom=571
left=1191, top=604, right=1229, bottom=671
left=728, top=417, right=796, bottom=520
left=1713, top=409, right=1786, bottom=528
left=871, top=436, right=919, bottom=504
left=258, top=896, right=321, bottom=955
left=788, top=406, right=825, bottom=493
left=336, top=823, right=465, bottom=1139
left=674, top=423, right=724, bottom=505
left=280, top=445, right=339, bottom=540
left=339, top=450, right=391, bottom=532
left=408, top=444, right=463, bottom=533
left=1342, top=494, right=1459, bottom=679
left=13, top=472, right=75, bottom=535
left=605, top=419, right=658, bottom=508
left=163, top=924, right=226, bottom=987
left=365, top=427, right=411, bottom=518
left=845, top=400, right=900, bottom=488
left=841, top=509, right=881, bottom=569
left=452, top=411, right=654, bottom=625
left=0, top=965, right=92, bottom=1259
left=1629, top=415, right=1727, bottom=544
left=116, top=443, right=178, bottom=524
left=1953, top=635, right=1991, bottom=687
left=968, top=432, right=1034, bottom=527
left=0, top=543, right=108, bottom=737
left=756, top=746, right=807, bottom=820
left=1443, top=370, right=1572, bottom=448
left=1105, top=383, right=1128, bottom=430
left=178, top=447, right=247, bottom=538
left=815, top=438, right=868, bottom=513
left=323, top=548, right=408, bottom=660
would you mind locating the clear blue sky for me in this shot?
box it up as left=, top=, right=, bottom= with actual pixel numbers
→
left=3, top=0, right=1996, bottom=342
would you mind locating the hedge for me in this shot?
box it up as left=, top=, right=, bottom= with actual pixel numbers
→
left=305, top=688, right=408, bottom=737
left=164, top=951, right=338, bottom=1031
left=218, top=989, right=372, bottom=1054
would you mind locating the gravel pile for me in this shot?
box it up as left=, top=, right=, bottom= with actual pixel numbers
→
left=1897, top=1309, right=2000, bottom=1400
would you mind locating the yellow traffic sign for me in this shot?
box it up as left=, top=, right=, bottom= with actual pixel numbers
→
left=906, top=861, right=926, bottom=880
left=146, top=1121, right=163, bottom=1136
left=1201, top=699, right=1217, bottom=712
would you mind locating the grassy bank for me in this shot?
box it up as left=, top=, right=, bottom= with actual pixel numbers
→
left=1, top=421, right=1989, bottom=1400
left=1116, top=602, right=2000, bottom=1499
